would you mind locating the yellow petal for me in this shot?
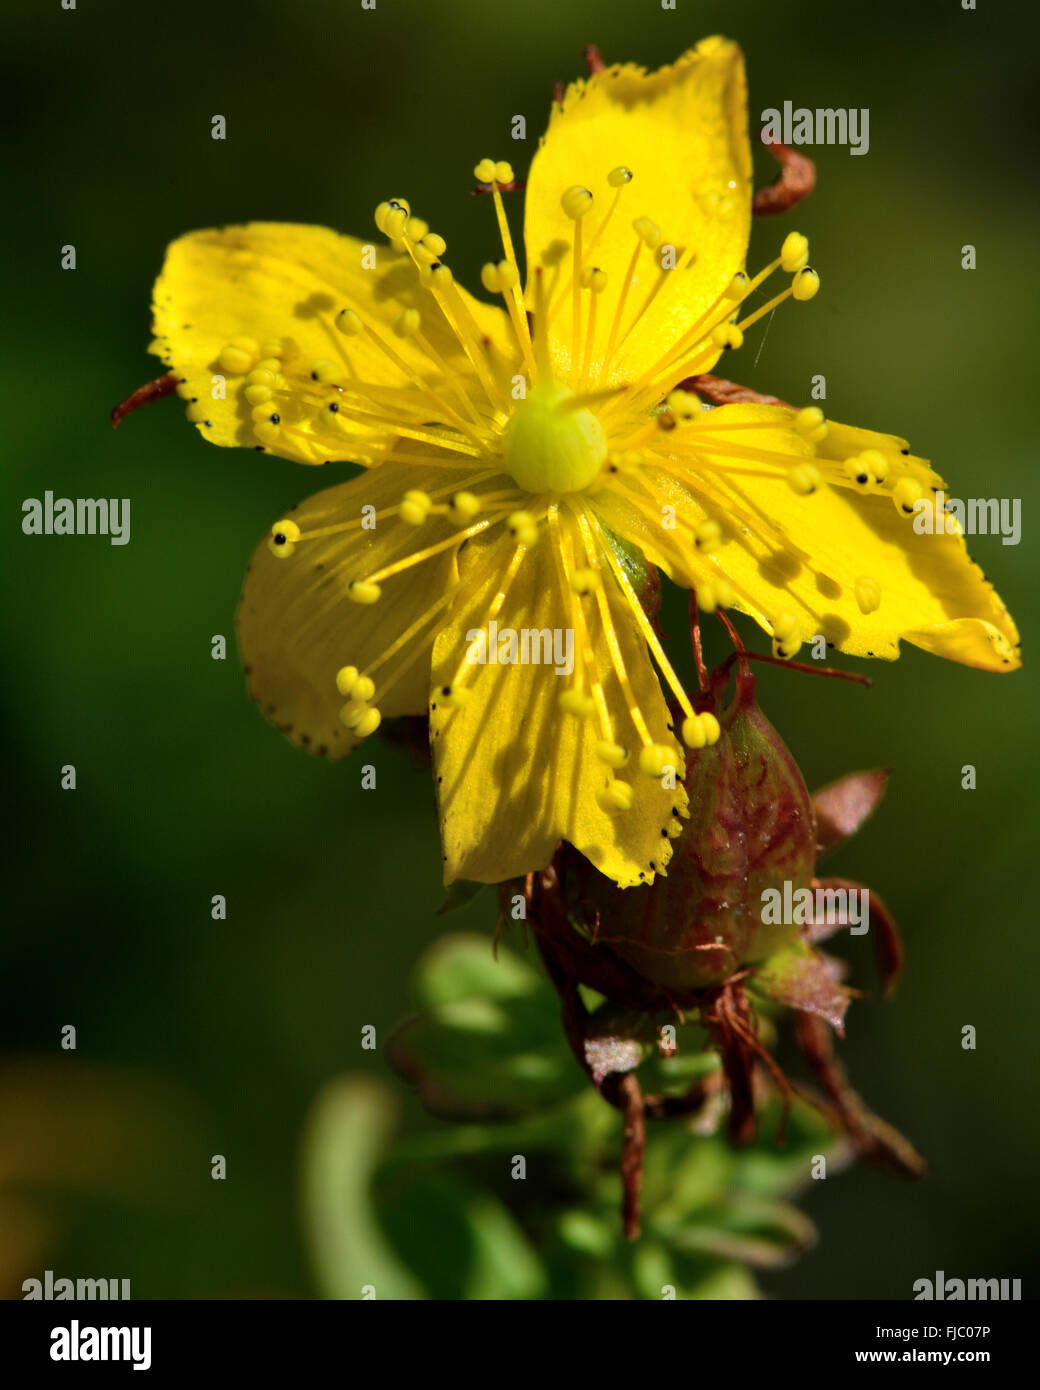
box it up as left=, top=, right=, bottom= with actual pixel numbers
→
left=151, top=222, right=512, bottom=464
left=237, top=458, right=466, bottom=758
left=603, top=405, right=1019, bottom=672
left=523, top=38, right=751, bottom=386
left=430, top=524, right=687, bottom=887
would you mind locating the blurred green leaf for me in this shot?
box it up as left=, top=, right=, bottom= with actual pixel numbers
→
left=412, top=931, right=542, bottom=1008
left=300, top=1076, right=424, bottom=1301
left=374, top=1171, right=546, bottom=1300
left=388, top=934, right=585, bottom=1116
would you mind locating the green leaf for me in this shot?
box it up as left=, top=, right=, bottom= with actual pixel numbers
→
left=411, top=931, right=541, bottom=1009
left=299, top=1076, right=424, bottom=1301
left=387, top=990, right=584, bottom=1118
left=374, top=1169, right=546, bottom=1300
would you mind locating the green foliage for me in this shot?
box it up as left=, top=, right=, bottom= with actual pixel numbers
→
left=302, top=933, right=847, bottom=1300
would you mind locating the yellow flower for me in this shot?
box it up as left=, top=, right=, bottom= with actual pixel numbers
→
left=143, top=37, right=1019, bottom=889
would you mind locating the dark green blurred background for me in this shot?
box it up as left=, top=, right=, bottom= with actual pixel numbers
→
left=4, top=0, right=1037, bottom=1298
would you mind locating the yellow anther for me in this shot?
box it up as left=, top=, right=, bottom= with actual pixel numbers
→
left=348, top=579, right=382, bottom=604
left=780, top=232, right=810, bottom=273
left=859, top=449, right=890, bottom=483
left=218, top=343, right=257, bottom=375
left=310, top=359, right=343, bottom=384
left=713, top=577, right=735, bottom=608
left=569, top=567, right=600, bottom=596
left=558, top=688, right=596, bottom=719
left=422, top=232, right=447, bottom=257
left=251, top=403, right=278, bottom=424
left=699, top=712, right=721, bottom=745
left=246, top=367, right=275, bottom=387
left=632, top=216, right=661, bottom=248
left=772, top=612, right=800, bottom=642
left=793, top=405, right=828, bottom=442
left=393, top=308, right=421, bottom=338
left=420, top=262, right=453, bottom=288
left=449, top=491, right=480, bottom=524
left=383, top=206, right=408, bottom=239
left=473, top=158, right=497, bottom=183
left=255, top=357, right=281, bottom=374
left=844, top=455, right=875, bottom=489
left=854, top=577, right=882, bottom=615
left=638, top=744, right=675, bottom=779
left=608, top=166, right=634, bottom=187
left=696, top=582, right=719, bottom=613
left=494, top=160, right=514, bottom=184
left=561, top=185, right=594, bottom=220
left=792, top=267, right=821, bottom=301
left=482, top=260, right=518, bottom=293
left=711, top=323, right=744, bottom=350
left=336, top=309, right=363, bottom=337
left=399, top=489, right=432, bottom=525
left=694, top=519, right=722, bottom=552
left=335, top=666, right=360, bottom=697
left=405, top=216, right=429, bottom=242
left=893, top=477, right=925, bottom=515
left=724, top=270, right=750, bottom=300
left=666, top=389, right=702, bottom=422
left=771, top=636, right=802, bottom=660
left=506, top=510, right=539, bottom=546
left=437, top=684, right=472, bottom=710
left=374, top=201, right=392, bottom=234
left=259, top=341, right=284, bottom=361
left=682, top=711, right=722, bottom=749
left=352, top=707, right=382, bottom=739
left=271, top=518, right=301, bottom=546
left=595, top=741, right=628, bottom=769
left=580, top=265, right=608, bottom=293
left=787, top=463, right=822, bottom=495
left=353, top=675, right=376, bottom=702
left=597, top=780, right=634, bottom=813
left=267, top=536, right=295, bottom=559
left=412, top=241, right=439, bottom=267
left=244, top=384, right=273, bottom=405
left=339, top=698, right=367, bottom=730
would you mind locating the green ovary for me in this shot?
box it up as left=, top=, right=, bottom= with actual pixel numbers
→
left=502, top=382, right=607, bottom=494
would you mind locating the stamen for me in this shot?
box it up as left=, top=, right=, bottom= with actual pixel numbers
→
left=579, top=266, right=607, bottom=391
left=560, top=186, right=593, bottom=385
left=361, top=510, right=509, bottom=586
left=596, top=220, right=658, bottom=383
left=585, top=510, right=717, bottom=749
left=348, top=309, right=489, bottom=448
left=571, top=507, right=660, bottom=755
left=475, top=158, right=538, bottom=383
left=442, top=539, right=528, bottom=696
